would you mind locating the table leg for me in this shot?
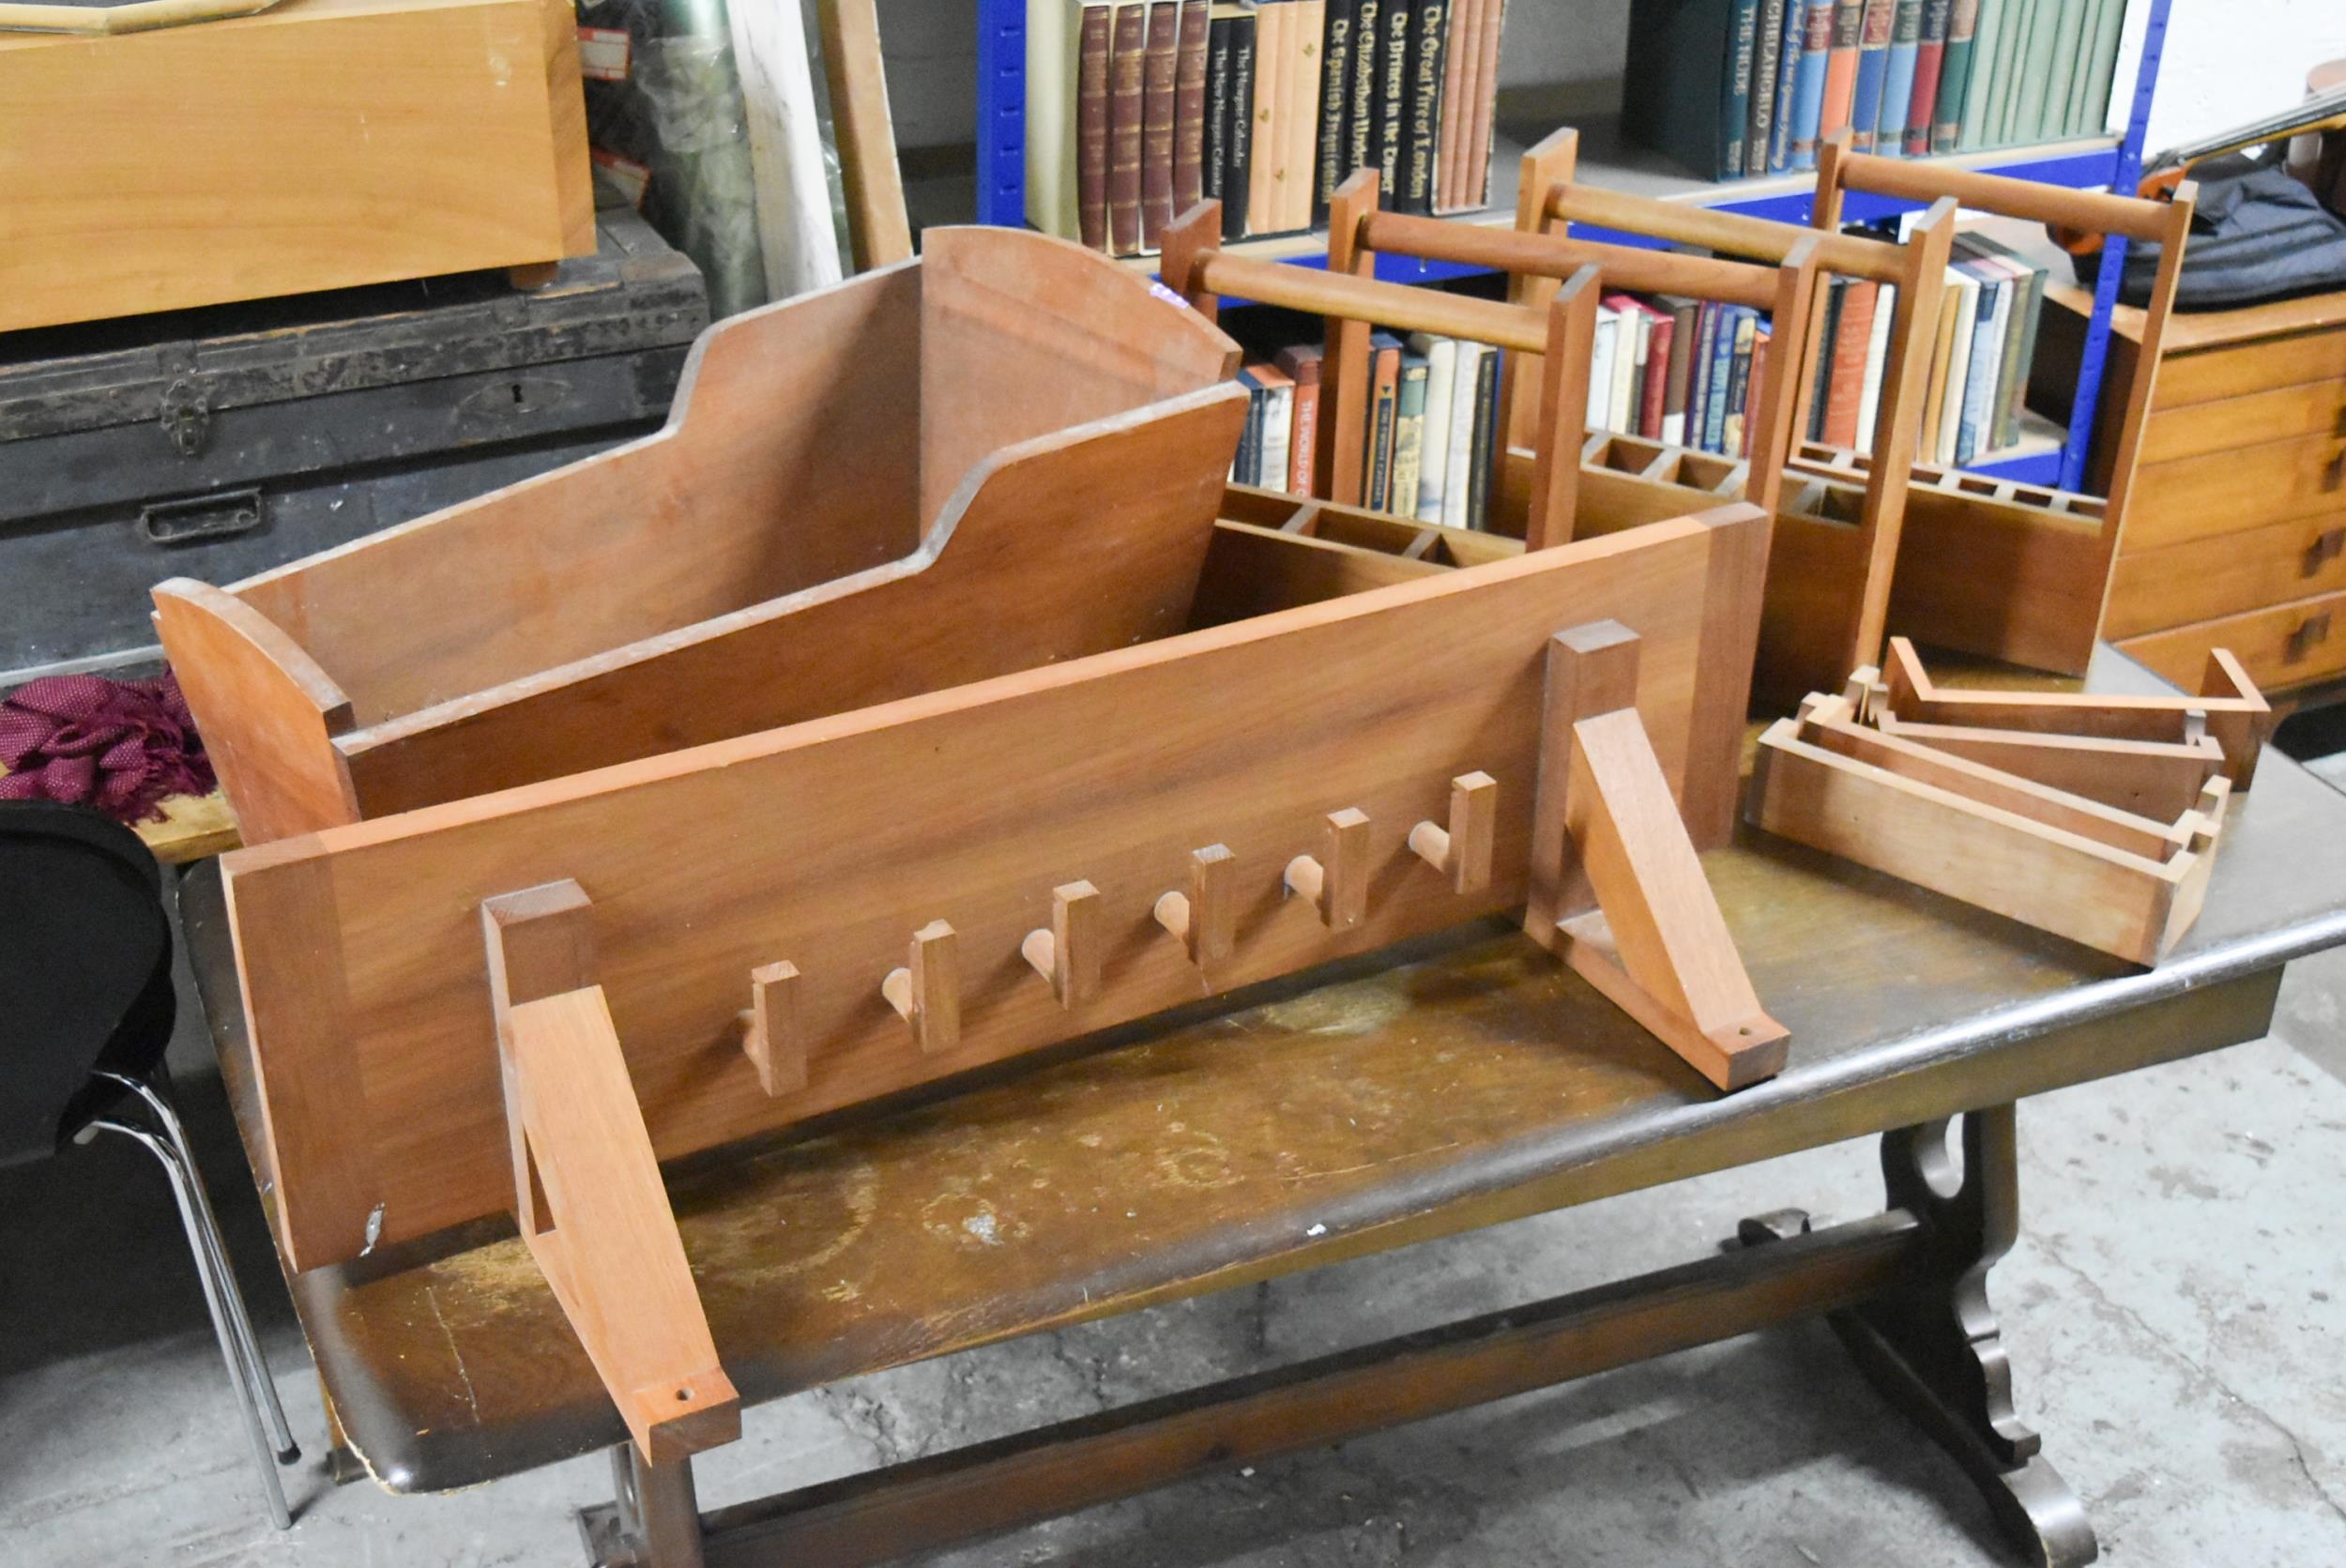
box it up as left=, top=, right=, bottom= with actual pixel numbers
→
left=581, top=1443, right=706, bottom=1568
left=1743, top=1104, right=2098, bottom=1568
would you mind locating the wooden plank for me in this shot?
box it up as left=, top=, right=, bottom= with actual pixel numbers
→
left=1792, top=701, right=2192, bottom=861
left=815, top=0, right=912, bottom=270
left=0, top=0, right=594, bottom=333
left=1870, top=718, right=2222, bottom=821
left=223, top=505, right=1770, bottom=1271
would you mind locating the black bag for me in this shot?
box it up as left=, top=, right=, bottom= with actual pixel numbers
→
left=2077, top=157, right=2346, bottom=311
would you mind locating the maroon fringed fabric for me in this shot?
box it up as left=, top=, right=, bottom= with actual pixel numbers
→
left=0, top=673, right=215, bottom=825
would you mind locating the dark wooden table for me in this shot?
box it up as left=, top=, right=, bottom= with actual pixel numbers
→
left=180, top=660, right=2346, bottom=1568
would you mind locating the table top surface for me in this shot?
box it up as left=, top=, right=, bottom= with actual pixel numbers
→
left=181, top=657, right=2346, bottom=1495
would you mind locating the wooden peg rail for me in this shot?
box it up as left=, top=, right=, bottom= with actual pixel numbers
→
left=218, top=503, right=1775, bottom=1275
left=480, top=881, right=741, bottom=1463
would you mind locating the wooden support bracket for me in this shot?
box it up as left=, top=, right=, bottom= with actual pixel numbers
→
left=1285, top=809, right=1371, bottom=929
left=1409, top=773, right=1499, bottom=894
left=882, top=921, right=961, bottom=1053
left=1526, top=623, right=1789, bottom=1092
left=1154, top=845, right=1238, bottom=966
left=1022, top=882, right=1103, bottom=1008
left=481, top=881, right=741, bottom=1464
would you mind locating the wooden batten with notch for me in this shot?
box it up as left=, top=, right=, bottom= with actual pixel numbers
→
left=1878, top=638, right=2274, bottom=788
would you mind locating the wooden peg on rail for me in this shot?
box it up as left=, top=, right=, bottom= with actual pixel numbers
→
left=882, top=920, right=960, bottom=1053
left=480, top=880, right=742, bottom=1464
left=739, top=961, right=803, bottom=1097
left=1286, top=808, right=1371, bottom=929
left=1524, top=624, right=1789, bottom=1092
left=1154, top=845, right=1237, bottom=966
left=1022, top=881, right=1103, bottom=1007
left=1409, top=773, right=1498, bottom=894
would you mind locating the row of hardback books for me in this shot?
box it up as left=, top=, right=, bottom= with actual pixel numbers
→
left=1625, top=0, right=2125, bottom=183
left=1226, top=221, right=2056, bottom=518
left=1026, top=0, right=1514, bottom=258
left=1573, top=225, right=2052, bottom=470
left=1228, top=335, right=1511, bottom=528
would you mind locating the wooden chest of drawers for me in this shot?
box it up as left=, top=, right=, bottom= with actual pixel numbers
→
left=2039, top=283, right=2346, bottom=695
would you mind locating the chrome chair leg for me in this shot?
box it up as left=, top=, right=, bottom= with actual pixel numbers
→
left=90, top=1117, right=294, bottom=1530
left=99, top=1071, right=300, bottom=1463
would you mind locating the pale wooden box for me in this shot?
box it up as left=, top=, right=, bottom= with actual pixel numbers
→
left=0, top=0, right=595, bottom=332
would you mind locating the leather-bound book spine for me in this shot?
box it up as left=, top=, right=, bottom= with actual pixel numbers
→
left=1220, top=4, right=1257, bottom=237
left=1077, top=2, right=1116, bottom=251
left=1396, top=0, right=1447, bottom=214
left=1140, top=0, right=1181, bottom=248
left=1372, top=0, right=1409, bottom=195
left=1313, top=0, right=1360, bottom=227
left=1107, top=2, right=1150, bottom=254
left=1172, top=0, right=1211, bottom=214
left=1821, top=279, right=1878, bottom=448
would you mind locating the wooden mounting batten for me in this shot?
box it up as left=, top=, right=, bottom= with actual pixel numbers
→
left=482, top=882, right=741, bottom=1463
left=1526, top=622, right=1789, bottom=1092
left=1880, top=637, right=2274, bottom=788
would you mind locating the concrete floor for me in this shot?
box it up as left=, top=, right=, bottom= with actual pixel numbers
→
left=7, top=760, right=2346, bottom=1568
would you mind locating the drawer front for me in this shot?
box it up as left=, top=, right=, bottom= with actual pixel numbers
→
left=2125, top=429, right=2346, bottom=550
left=2117, top=589, right=2346, bottom=693
left=2106, top=511, right=2346, bottom=638
left=2139, top=376, right=2346, bottom=464
left=2156, top=326, right=2346, bottom=409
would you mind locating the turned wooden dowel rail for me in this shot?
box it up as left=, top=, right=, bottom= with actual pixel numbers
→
left=1542, top=182, right=1908, bottom=285
left=1177, top=250, right=1550, bottom=354
left=1824, top=148, right=2179, bottom=244
left=1360, top=208, right=1785, bottom=312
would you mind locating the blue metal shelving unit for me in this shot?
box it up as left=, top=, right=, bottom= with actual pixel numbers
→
left=974, top=0, right=2173, bottom=491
